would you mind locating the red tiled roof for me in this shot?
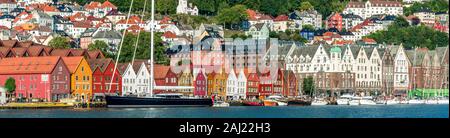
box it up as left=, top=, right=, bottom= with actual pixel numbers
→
left=50, top=49, right=71, bottom=57
left=69, top=12, right=87, bottom=22
left=11, top=47, right=28, bottom=56
left=0, top=40, right=18, bottom=47
left=61, top=56, right=85, bottom=73
left=162, top=31, right=177, bottom=38
left=73, top=21, right=92, bottom=28
left=153, top=65, right=171, bottom=79
left=274, top=15, right=289, bottom=22
left=101, top=0, right=117, bottom=9
left=362, top=38, right=377, bottom=44
left=0, top=56, right=62, bottom=74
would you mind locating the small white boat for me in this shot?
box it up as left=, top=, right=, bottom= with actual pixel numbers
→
left=408, top=99, right=425, bottom=104
left=277, top=102, right=288, bottom=106
left=360, top=96, right=376, bottom=105
left=425, top=99, right=438, bottom=104
left=337, top=94, right=353, bottom=105
left=213, top=101, right=229, bottom=107
left=264, top=95, right=287, bottom=106
left=437, top=99, right=449, bottom=104
left=375, top=100, right=386, bottom=105
left=348, top=100, right=360, bottom=105
left=386, top=99, right=400, bottom=105
left=311, top=98, right=328, bottom=106
left=399, top=100, right=409, bottom=104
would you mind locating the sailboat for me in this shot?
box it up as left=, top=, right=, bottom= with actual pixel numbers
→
left=105, top=0, right=212, bottom=107
left=310, top=85, right=328, bottom=106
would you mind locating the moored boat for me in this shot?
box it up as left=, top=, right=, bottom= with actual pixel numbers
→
left=213, top=101, right=230, bottom=107
left=408, top=99, right=425, bottom=104
left=264, top=95, right=287, bottom=106
left=105, top=93, right=213, bottom=107
left=311, top=98, right=328, bottom=106
left=287, top=99, right=311, bottom=106
left=337, top=94, right=353, bottom=105
left=360, top=96, right=376, bottom=105
left=425, top=99, right=439, bottom=104
left=386, top=99, right=400, bottom=105
left=243, top=101, right=264, bottom=106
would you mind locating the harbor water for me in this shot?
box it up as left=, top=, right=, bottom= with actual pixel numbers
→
left=0, top=104, right=448, bottom=118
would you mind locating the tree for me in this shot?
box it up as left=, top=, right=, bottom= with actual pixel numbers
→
left=303, top=76, right=315, bottom=96
left=49, top=37, right=70, bottom=49
left=115, top=32, right=169, bottom=65
left=393, top=16, right=410, bottom=28
left=302, top=24, right=315, bottom=31
left=215, top=5, right=248, bottom=29
left=299, top=1, right=314, bottom=11
left=156, top=0, right=177, bottom=15
left=4, top=77, right=16, bottom=98
left=88, top=40, right=113, bottom=58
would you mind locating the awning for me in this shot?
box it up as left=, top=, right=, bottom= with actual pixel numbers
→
left=408, top=89, right=449, bottom=98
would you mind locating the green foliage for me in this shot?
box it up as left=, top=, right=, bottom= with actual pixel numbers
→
left=302, top=24, right=315, bottom=31
left=393, top=16, right=410, bottom=28
left=114, top=32, right=169, bottom=65
left=403, top=0, right=449, bottom=16
left=269, top=30, right=307, bottom=43
left=49, top=37, right=70, bottom=49
left=156, top=0, right=177, bottom=15
left=4, top=77, right=16, bottom=94
left=170, top=14, right=213, bottom=29
left=299, top=1, right=313, bottom=11
left=366, top=19, right=449, bottom=50
left=88, top=40, right=114, bottom=58
left=303, top=76, right=315, bottom=96
left=215, top=4, right=248, bottom=29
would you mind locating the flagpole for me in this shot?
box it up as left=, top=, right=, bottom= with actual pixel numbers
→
left=149, top=0, right=155, bottom=97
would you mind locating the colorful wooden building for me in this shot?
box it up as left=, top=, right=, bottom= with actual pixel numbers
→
left=0, top=56, right=71, bottom=102
left=207, top=70, right=227, bottom=100
left=178, top=68, right=194, bottom=96
left=194, top=70, right=207, bottom=97
left=88, top=58, right=122, bottom=98
left=62, top=56, right=92, bottom=101
left=154, top=65, right=178, bottom=94
left=246, top=71, right=260, bottom=99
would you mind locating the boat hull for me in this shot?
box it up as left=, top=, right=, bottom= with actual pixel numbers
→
left=263, top=100, right=278, bottom=106
left=243, top=101, right=264, bottom=106
left=287, top=100, right=311, bottom=106
left=105, top=96, right=213, bottom=107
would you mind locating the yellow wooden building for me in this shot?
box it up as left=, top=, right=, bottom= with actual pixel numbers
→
left=207, top=70, right=227, bottom=100
left=62, top=56, right=92, bottom=102
left=178, top=68, right=194, bottom=96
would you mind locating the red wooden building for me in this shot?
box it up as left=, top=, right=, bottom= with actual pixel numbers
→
left=283, top=70, right=297, bottom=97
left=88, top=58, right=122, bottom=97
left=154, top=65, right=178, bottom=94
left=246, top=71, right=260, bottom=99
left=0, top=56, right=71, bottom=102
left=326, top=12, right=343, bottom=31
left=193, top=70, right=207, bottom=97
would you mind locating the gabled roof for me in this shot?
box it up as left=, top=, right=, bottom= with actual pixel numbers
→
left=0, top=56, right=62, bottom=74
left=153, top=65, right=171, bottom=79
left=88, top=58, right=113, bottom=72
left=61, top=56, right=85, bottom=73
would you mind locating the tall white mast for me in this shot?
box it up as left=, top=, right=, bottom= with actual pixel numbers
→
left=149, top=0, right=155, bottom=97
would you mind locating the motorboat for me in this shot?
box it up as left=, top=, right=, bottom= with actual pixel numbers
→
left=311, top=98, right=328, bottom=106
left=360, top=96, right=376, bottom=105
left=213, top=101, right=230, bottom=107
left=386, top=99, right=400, bottom=105
left=408, top=99, right=425, bottom=104
left=336, top=94, right=353, bottom=105
left=425, top=99, right=439, bottom=104
left=437, top=97, right=449, bottom=104
left=263, top=95, right=287, bottom=106
left=348, top=96, right=361, bottom=105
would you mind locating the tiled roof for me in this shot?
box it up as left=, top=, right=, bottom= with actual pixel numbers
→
left=61, top=56, right=84, bottom=73
left=153, top=65, right=171, bottom=79
left=162, top=31, right=177, bottom=38
left=274, top=15, right=289, bottom=22
left=88, top=58, right=113, bottom=72
left=0, top=56, right=61, bottom=74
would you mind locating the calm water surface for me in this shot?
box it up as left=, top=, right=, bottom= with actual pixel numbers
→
left=0, top=104, right=448, bottom=118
